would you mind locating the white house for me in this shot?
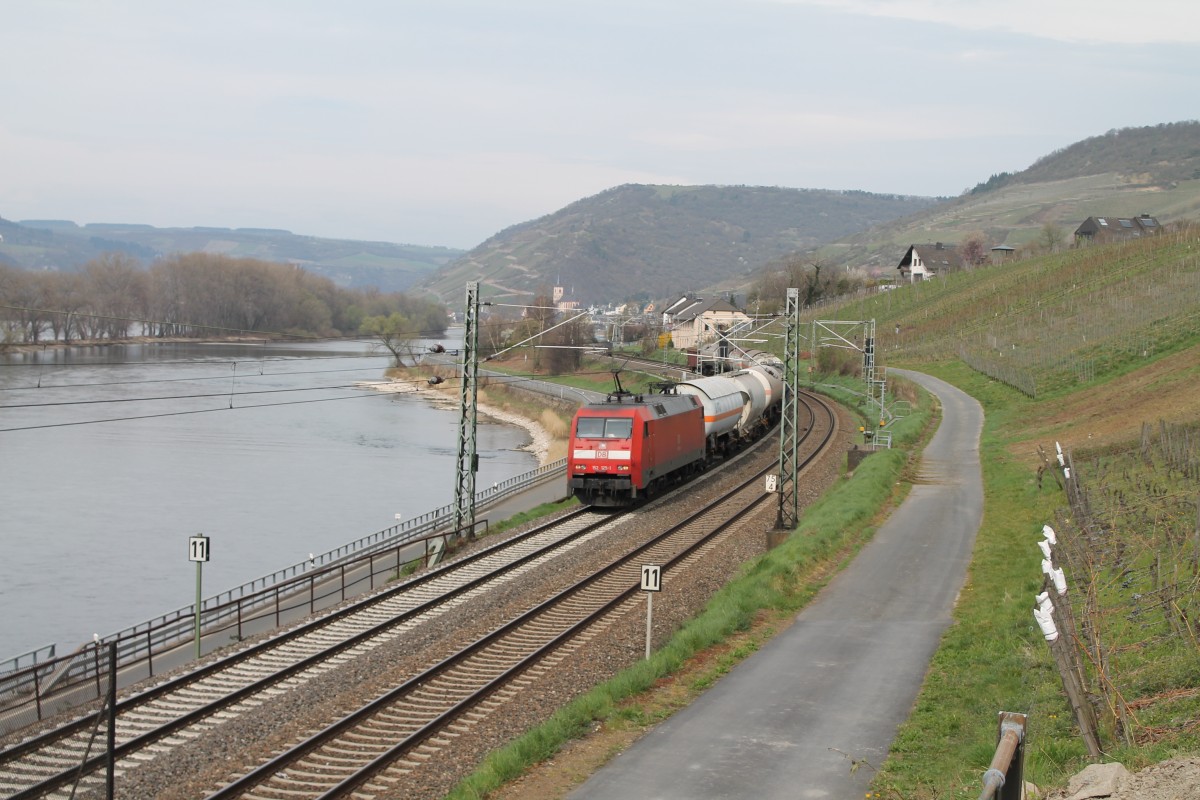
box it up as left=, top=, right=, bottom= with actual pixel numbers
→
left=897, top=242, right=962, bottom=282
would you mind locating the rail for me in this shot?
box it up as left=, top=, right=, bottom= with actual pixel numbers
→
left=978, top=712, right=1027, bottom=800
left=0, top=457, right=567, bottom=734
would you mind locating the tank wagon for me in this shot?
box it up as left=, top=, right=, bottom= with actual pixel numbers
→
left=568, top=363, right=783, bottom=507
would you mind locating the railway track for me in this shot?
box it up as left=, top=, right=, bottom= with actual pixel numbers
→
left=2, top=390, right=836, bottom=800
left=201, top=391, right=836, bottom=800
left=0, top=507, right=625, bottom=800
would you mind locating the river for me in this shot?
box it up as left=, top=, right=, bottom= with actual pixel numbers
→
left=0, top=337, right=538, bottom=660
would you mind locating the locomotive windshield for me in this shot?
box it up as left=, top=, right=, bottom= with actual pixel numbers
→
left=576, top=417, right=634, bottom=439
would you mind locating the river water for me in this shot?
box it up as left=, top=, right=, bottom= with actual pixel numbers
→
left=0, top=337, right=537, bottom=659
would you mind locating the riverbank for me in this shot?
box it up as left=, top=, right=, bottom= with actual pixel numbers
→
left=361, top=377, right=562, bottom=466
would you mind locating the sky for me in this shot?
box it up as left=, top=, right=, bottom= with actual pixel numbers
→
left=2, top=1, right=1198, bottom=250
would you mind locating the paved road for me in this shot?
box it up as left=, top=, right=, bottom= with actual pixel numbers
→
left=568, top=370, right=984, bottom=799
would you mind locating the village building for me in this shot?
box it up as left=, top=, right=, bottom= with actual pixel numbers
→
left=1073, top=214, right=1161, bottom=244
left=664, top=296, right=750, bottom=349
left=896, top=242, right=963, bottom=282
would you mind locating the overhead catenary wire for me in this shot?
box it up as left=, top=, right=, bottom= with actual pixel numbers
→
left=0, top=379, right=398, bottom=408
left=0, top=363, right=412, bottom=392
left=483, top=310, right=591, bottom=362
left=0, top=390, right=400, bottom=433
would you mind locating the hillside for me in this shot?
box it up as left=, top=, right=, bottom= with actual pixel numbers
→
left=0, top=218, right=462, bottom=292
left=418, top=184, right=940, bottom=306
left=801, top=228, right=1200, bottom=796
left=808, top=121, right=1200, bottom=277
left=820, top=227, right=1200, bottom=453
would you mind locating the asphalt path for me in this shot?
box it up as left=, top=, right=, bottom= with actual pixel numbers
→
left=568, top=370, right=985, bottom=799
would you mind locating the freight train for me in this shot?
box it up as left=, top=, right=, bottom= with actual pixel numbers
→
left=567, top=361, right=784, bottom=507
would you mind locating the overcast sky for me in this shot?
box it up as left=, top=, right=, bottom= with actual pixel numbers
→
left=2, top=1, right=1197, bottom=249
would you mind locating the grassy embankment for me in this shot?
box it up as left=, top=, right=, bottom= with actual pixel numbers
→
left=444, top=228, right=1198, bottom=797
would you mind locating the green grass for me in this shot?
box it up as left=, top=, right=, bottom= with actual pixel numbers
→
left=487, top=497, right=581, bottom=536
left=872, top=367, right=1080, bottom=796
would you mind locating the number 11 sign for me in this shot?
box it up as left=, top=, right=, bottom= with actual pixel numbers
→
left=189, top=536, right=210, bottom=562
left=188, top=535, right=210, bottom=659
left=642, top=565, right=661, bottom=659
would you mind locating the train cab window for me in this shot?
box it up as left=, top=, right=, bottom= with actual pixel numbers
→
left=604, top=419, right=633, bottom=439
left=576, top=417, right=633, bottom=439
left=576, top=417, right=605, bottom=438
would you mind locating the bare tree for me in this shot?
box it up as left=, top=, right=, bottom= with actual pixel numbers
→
left=543, top=313, right=593, bottom=375
left=961, top=231, right=988, bottom=267
left=1040, top=222, right=1066, bottom=252
left=83, top=254, right=147, bottom=338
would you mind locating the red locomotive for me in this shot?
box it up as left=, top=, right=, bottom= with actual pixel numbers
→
left=568, top=362, right=783, bottom=507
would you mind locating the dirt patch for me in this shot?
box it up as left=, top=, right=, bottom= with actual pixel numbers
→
left=1005, top=345, right=1200, bottom=462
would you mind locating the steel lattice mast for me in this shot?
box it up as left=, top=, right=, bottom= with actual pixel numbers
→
left=454, top=282, right=480, bottom=539
left=777, top=287, right=801, bottom=529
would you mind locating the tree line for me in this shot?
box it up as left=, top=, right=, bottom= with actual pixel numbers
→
left=0, top=252, right=447, bottom=345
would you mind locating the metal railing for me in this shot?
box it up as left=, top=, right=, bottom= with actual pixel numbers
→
left=978, top=712, right=1027, bottom=800
left=0, top=644, right=56, bottom=675
left=1, top=457, right=567, bottom=734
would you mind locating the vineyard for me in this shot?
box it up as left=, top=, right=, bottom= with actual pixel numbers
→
left=1054, top=421, right=1200, bottom=755
left=834, top=227, right=1200, bottom=399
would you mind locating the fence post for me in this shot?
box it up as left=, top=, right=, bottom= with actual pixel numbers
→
left=107, top=641, right=117, bottom=800
left=1037, top=592, right=1102, bottom=759
left=34, top=666, right=44, bottom=722
left=979, top=711, right=1026, bottom=800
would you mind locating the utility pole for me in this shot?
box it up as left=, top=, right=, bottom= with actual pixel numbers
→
left=453, top=282, right=480, bottom=540
left=777, top=288, right=801, bottom=529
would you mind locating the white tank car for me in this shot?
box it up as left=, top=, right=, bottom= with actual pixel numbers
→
left=676, top=364, right=783, bottom=442
left=727, top=365, right=783, bottom=427
left=675, top=375, right=746, bottom=440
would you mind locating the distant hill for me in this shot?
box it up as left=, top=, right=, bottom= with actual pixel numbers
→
left=806, top=121, right=1200, bottom=277
left=0, top=219, right=462, bottom=292
left=418, top=185, right=940, bottom=306
left=973, top=120, right=1200, bottom=191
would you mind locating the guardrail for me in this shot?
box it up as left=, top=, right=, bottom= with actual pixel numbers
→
left=1, top=457, right=567, bottom=735
left=978, top=712, right=1027, bottom=800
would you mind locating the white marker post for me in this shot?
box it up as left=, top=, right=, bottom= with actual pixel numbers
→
left=641, top=564, right=662, bottom=660
left=188, top=535, right=210, bottom=659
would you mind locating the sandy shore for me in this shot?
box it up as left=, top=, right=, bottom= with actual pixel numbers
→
left=358, top=379, right=555, bottom=465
